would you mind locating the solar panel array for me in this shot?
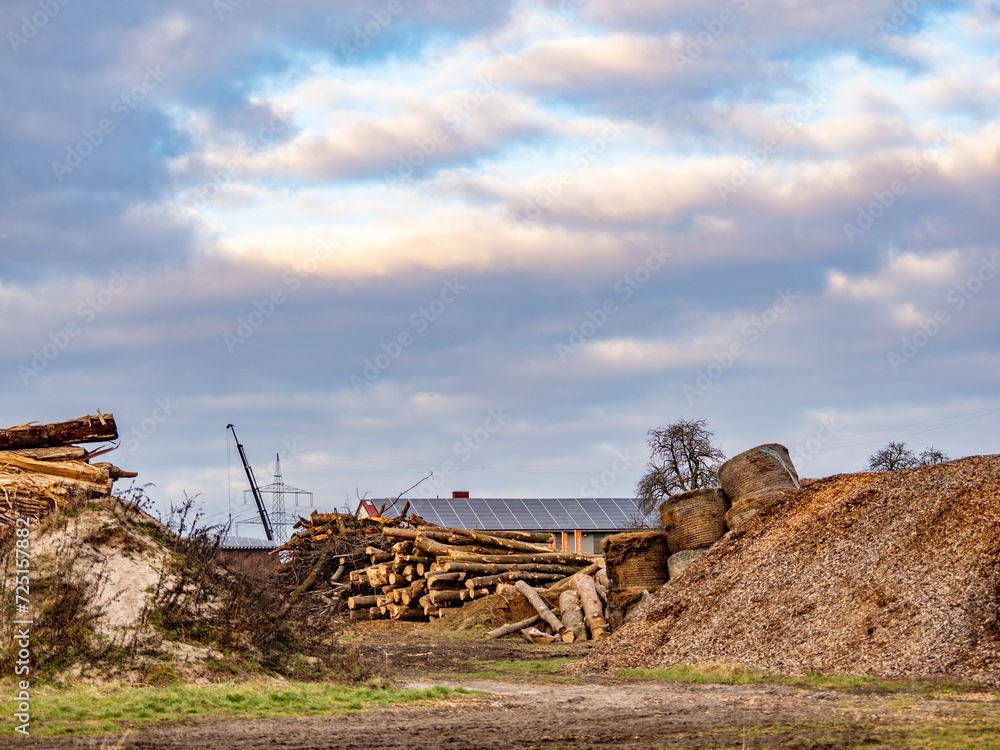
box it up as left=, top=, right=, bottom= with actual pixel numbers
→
left=405, top=498, right=652, bottom=531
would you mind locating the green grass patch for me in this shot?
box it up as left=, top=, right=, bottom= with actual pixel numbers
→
left=615, top=663, right=989, bottom=695
left=425, top=656, right=579, bottom=681
left=9, top=679, right=480, bottom=737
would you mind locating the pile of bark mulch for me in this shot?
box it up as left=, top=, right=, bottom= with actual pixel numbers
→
left=572, top=454, right=1000, bottom=686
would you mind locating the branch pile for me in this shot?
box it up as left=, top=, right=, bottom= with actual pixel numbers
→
left=0, top=412, right=135, bottom=538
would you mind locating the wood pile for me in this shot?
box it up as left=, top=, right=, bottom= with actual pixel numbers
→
left=0, top=412, right=135, bottom=538
left=345, top=524, right=604, bottom=627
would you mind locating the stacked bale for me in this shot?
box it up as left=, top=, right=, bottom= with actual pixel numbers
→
left=719, top=443, right=800, bottom=533
left=659, top=488, right=728, bottom=578
left=601, top=531, right=670, bottom=624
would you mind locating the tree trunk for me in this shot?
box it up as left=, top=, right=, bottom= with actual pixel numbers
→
left=421, top=526, right=557, bottom=554
left=4, top=446, right=87, bottom=461
left=444, top=552, right=597, bottom=565
left=427, top=589, right=466, bottom=606
left=485, top=615, right=542, bottom=639
left=439, top=562, right=582, bottom=575
left=513, top=580, right=571, bottom=642
left=558, top=590, right=588, bottom=642
left=0, top=413, right=118, bottom=449
left=545, top=560, right=606, bottom=596
left=464, top=571, right=564, bottom=589
left=348, top=595, right=379, bottom=609
left=572, top=574, right=608, bottom=640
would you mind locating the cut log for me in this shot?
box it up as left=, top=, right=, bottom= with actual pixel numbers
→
left=545, top=560, right=605, bottom=595
left=348, top=595, right=379, bottom=609
left=0, top=453, right=111, bottom=484
left=439, top=562, right=583, bottom=576
left=4, top=446, right=87, bottom=461
left=481, top=530, right=555, bottom=544
left=420, top=526, right=557, bottom=554
left=464, top=571, right=564, bottom=589
left=427, top=589, right=466, bottom=606
left=521, top=627, right=559, bottom=644
left=595, top=582, right=609, bottom=605
left=513, top=580, right=570, bottom=642
left=558, top=590, right=588, bottom=642
left=382, top=527, right=420, bottom=541
left=0, top=413, right=118, bottom=450
left=485, top=615, right=542, bottom=639
left=572, top=574, right=608, bottom=640
left=445, top=552, right=596, bottom=565
left=596, top=569, right=610, bottom=589
left=414, top=534, right=496, bottom=557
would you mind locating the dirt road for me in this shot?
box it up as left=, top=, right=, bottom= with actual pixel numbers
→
left=10, top=676, right=1000, bottom=749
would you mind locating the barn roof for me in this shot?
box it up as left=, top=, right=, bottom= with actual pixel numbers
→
left=403, top=497, right=652, bottom=531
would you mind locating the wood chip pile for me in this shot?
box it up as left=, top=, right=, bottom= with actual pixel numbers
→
left=573, top=455, right=1000, bottom=686
left=0, top=413, right=135, bottom=539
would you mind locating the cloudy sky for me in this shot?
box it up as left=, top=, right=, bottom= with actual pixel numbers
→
left=3, top=0, right=998, bottom=537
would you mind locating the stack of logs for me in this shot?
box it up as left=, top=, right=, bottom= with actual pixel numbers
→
left=347, top=524, right=610, bottom=639
left=0, top=413, right=135, bottom=538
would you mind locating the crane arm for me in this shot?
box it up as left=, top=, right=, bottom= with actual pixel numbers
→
left=227, top=423, right=273, bottom=541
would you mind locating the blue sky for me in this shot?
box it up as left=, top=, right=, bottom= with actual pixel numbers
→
left=2, top=0, right=998, bottom=535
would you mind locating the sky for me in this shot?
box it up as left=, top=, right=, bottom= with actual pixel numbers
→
left=2, top=0, right=999, bottom=538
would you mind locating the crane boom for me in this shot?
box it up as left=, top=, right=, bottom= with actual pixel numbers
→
left=226, top=423, right=273, bottom=541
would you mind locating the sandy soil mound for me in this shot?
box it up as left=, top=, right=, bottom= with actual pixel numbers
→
left=573, top=455, right=1000, bottom=685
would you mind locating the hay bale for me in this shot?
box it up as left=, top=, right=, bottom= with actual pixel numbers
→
left=666, top=547, right=710, bottom=578
left=601, top=531, right=669, bottom=592
left=724, top=487, right=798, bottom=533
left=659, top=488, right=727, bottom=552
left=718, top=443, right=800, bottom=504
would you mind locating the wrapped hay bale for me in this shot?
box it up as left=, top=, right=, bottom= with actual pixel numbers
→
left=659, top=488, right=727, bottom=552
left=667, top=547, right=709, bottom=578
left=718, top=443, right=800, bottom=504
left=601, top=531, right=669, bottom=592
left=724, top=487, right=798, bottom=533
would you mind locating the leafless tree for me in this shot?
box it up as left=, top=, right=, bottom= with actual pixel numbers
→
left=635, top=418, right=725, bottom=514
left=866, top=442, right=918, bottom=471
left=918, top=446, right=949, bottom=466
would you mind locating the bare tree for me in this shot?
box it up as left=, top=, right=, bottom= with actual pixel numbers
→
left=918, top=446, right=949, bottom=466
left=866, top=442, right=918, bottom=471
left=636, top=418, right=725, bottom=514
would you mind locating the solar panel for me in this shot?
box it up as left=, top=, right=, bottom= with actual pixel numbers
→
left=399, top=497, right=648, bottom=531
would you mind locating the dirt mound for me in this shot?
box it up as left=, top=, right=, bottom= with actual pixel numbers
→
left=573, top=455, right=1000, bottom=686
